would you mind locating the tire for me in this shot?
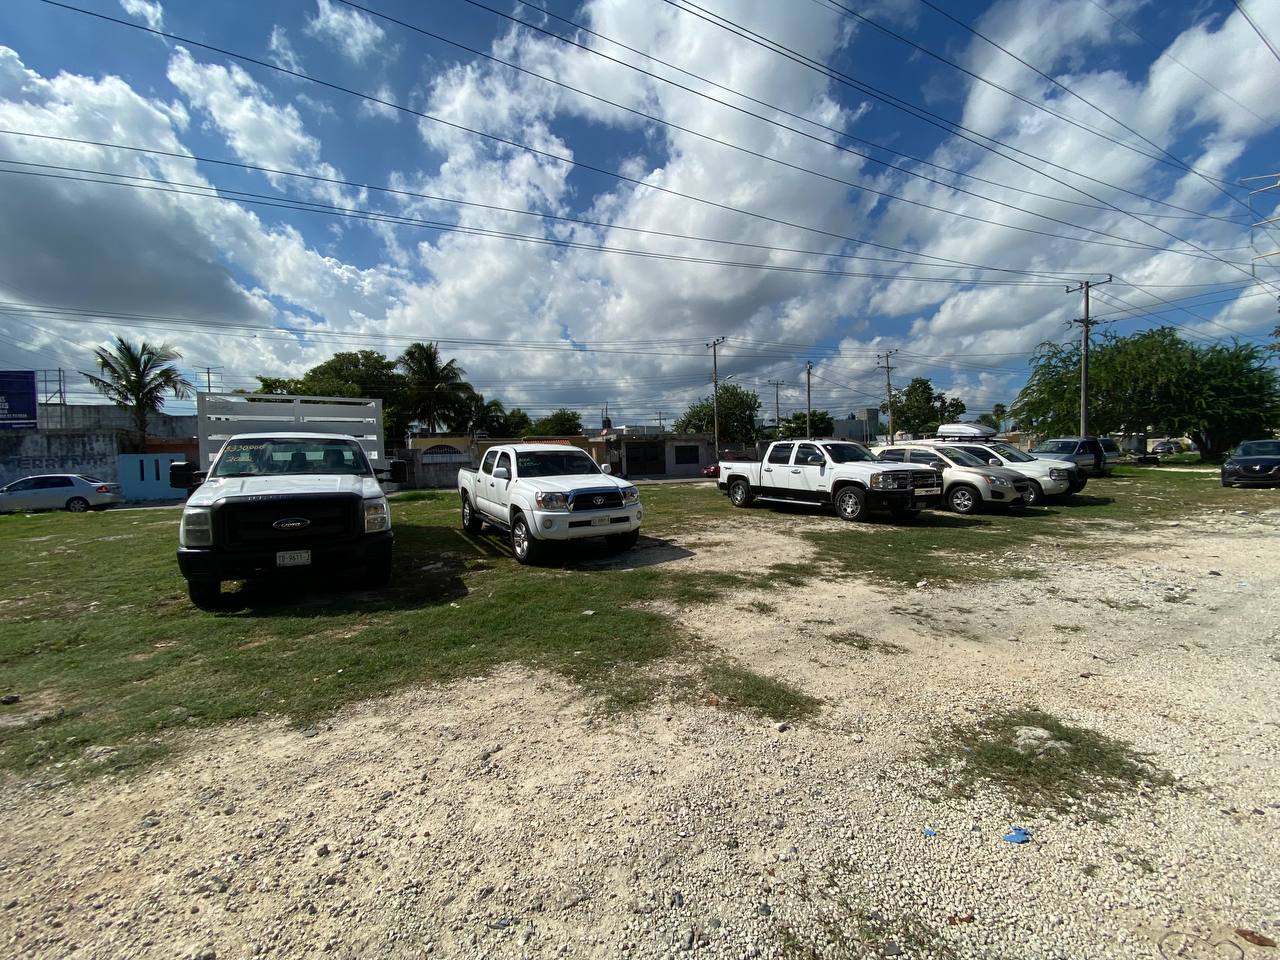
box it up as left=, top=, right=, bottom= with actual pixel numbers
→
left=1069, top=476, right=1088, bottom=494
left=834, top=485, right=867, bottom=522
left=728, top=479, right=753, bottom=508
left=947, top=485, right=980, bottom=515
left=608, top=529, right=641, bottom=551
left=65, top=497, right=90, bottom=513
left=510, top=512, right=544, bottom=565
left=1023, top=480, right=1043, bottom=507
left=460, top=494, right=483, bottom=534
left=187, top=579, right=222, bottom=610
left=1221, top=475, right=1232, bottom=487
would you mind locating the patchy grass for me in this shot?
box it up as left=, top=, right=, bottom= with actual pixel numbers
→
left=700, top=662, right=821, bottom=721
left=739, top=600, right=778, bottom=615
left=828, top=630, right=906, bottom=655
left=0, top=488, right=804, bottom=780
left=923, top=708, right=1171, bottom=817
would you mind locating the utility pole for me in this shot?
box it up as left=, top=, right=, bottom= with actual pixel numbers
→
left=805, top=362, right=813, bottom=439
left=196, top=366, right=221, bottom=392
left=877, top=351, right=898, bottom=441
left=707, top=336, right=726, bottom=457
left=656, top=411, right=664, bottom=431
left=1066, top=276, right=1111, bottom=437
left=766, top=379, right=784, bottom=433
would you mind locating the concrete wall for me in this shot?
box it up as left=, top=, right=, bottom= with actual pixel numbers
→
left=37, top=403, right=196, bottom=438
left=0, top=431, right=120, bottom=487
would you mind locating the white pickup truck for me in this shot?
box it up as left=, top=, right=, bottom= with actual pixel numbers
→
left=719, top=439, right=943, bottom=521
left=170, top=433, right=407, bottom=608
left=457, top=443, right=642, bottom=563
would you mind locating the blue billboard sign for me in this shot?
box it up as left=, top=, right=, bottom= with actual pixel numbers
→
left=0, top=370, right=38, bottom=430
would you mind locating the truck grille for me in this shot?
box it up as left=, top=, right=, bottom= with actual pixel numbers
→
left=911, top=471, right=940, bottom=488
left=568, top=489, right=623, bottom=511
left=215, top=493, right=362, bottom=550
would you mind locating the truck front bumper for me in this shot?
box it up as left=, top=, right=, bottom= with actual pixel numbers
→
left=868, top=489, right=941, bottom=510
left=178, top=530, right=393, bottom=582
left=530, top=505, right=642, bottom=541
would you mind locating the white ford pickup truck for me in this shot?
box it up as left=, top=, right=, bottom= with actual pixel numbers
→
left=719, top=439, right=943, bottom=521
left=170, top=432, right=407, bottom=609
left=457, top=443, right=642, bottom=563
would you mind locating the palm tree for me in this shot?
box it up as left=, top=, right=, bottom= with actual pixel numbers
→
left=398, top=342, right=474, bottom=434
left=82, top=336, right=193, bottom=448
left=448, top=393, right=506, bottom=436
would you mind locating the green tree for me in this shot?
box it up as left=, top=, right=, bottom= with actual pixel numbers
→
left=881, top=378, right=965, bottom=436
left=674, top=383, right=761, bottom=446
left=502, top=407, right=533, bottom=436
left=398, top=342, right=474, bottom=435
left=1012, top=328, right=1280, bottom=460
left=450, top=394, right=507, bottom=436
left=82, top=336, right=193, bottom=449
left=976, top=402, right=1008, bottom=431
left=776, top=409, right=834, bottom=439
left=528, top=408, right=584, bottom=436
left=255, top=349, right=408, bottom=439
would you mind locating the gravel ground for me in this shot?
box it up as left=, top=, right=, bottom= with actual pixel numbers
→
left=2, top=506, right=1278, bottom=960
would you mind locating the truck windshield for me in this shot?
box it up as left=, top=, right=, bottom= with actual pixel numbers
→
left=988, top=442, right=1035, bottom=463
left=212, top=439, right=371, bottom=477
left=821, top=442, right=877, bottom=463
left=515, top=451, right=600, bottom=477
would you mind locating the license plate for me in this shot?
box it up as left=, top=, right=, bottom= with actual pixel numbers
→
left=916, top=487, right=941, bottom=497
left=276, top=550, right=311, bottom=567
left=590, top=516, right=611, bottom=526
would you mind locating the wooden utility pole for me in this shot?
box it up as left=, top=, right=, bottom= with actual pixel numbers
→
left=877, top=350, right=898, bottom=441
left=1066, top=276, right=1111, bottom=437
left=707, top=336, right=726, bottom=456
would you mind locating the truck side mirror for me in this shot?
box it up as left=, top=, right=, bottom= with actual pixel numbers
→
left=169, top=461, right=200, bottom=489
left=601, top=463, right=612, bottom=474
left=387, top=459, right=408, bottom=484
left=493, top=466, right=510, bottom=480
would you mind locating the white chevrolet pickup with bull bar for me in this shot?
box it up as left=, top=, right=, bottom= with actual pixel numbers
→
left=718, top=439, right=943, bottom=521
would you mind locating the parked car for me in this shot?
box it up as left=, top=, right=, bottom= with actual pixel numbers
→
left=718, top=439, right=942, bottom=521
left=1220, top=440, right=1280, bottom=487
left=169, top=433, right=407, bottom=608
left=702, top=464, right=720, bottom=479
left=1152, top=440, right=1183, bottom=455
left=878, top=444, right=1031, bottom=514
left=1030, top=437, right=1113, bottom=474
left=921, top=434, right=1080, bottom=503
left=0, top=474, right=123, bottom=513
left=458, top=443, right=641, bottom=564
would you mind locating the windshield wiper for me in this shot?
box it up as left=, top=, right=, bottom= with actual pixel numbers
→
left=216, top=471, right=261, bottom=478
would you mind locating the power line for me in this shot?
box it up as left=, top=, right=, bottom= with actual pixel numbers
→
left=323, top=0, right=1225, bottom=256
left=450, top=0, right=1245, bottom=225
left=1232, top=0, right=1280, bottom=68
left=0, top=162, right=1073, bottom=286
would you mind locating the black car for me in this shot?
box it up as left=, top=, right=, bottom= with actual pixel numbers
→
left=1221, top=440, right=1280, bottom=487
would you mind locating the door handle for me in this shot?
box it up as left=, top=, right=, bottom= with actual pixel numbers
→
left=763, top=467, right=773, bottom=472
left=791, top=469, right=801, bottom=473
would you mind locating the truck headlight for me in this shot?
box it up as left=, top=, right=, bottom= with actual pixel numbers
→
left=870, top=473, right=906, bottom=490
left=1049, top=468, right=1068, bottom=481
left=535, top=491, right=569, bottom=511
left=179, top=506, right=212, bottom=547
left=364, top=497, right=390, bottom=532
left=621, top=485, right=640, bottom=505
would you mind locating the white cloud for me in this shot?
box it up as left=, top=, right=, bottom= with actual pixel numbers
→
left=267, top=26, right=302, bottom=74
left=118, top=0, right=163, bottom=32
left=358, top=84, right=400, bottom=122
left=305, top=0, right=386, bottom=64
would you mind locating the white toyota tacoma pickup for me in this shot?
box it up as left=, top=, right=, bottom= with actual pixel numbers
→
left=718, top=439, right=942, bottom=521
left=170, top=433, right=406, bottom=608
left=457, top=443, right=641, bottom=563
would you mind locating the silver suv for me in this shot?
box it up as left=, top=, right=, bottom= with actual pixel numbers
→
left=878, top=444, right=1031, bottom=514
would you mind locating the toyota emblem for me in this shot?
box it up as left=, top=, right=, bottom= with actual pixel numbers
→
left=273, top=517, right=310, bottom=531
left=593, top=495, right=605, bottom=505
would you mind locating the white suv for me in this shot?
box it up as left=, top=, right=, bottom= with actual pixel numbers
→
left=913, top=438, right=1079, bottom=505
left=879, top=444, right=1031, bottom=514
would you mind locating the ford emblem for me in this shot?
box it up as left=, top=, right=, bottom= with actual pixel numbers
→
left=273, top=517, right=310, bottom=531
left=593, top=495, right=604, bottom=505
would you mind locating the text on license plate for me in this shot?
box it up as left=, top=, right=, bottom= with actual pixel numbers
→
left=916, top=487, right=941, bottom=497
left=590, top=516, right=611, bottom=526
left=276, top=550, right=311, bottom=567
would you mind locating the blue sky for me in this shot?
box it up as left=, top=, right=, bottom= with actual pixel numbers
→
left=0, top=0, right=1278, bottom=425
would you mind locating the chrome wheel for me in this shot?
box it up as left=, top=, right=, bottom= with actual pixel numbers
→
left=1024, top=481, right=1042, bottom=507
left=949, top=488, right=976, bottom=514
left=462, top=499, right=472, bottom=525
left=730, top=481, right=748, bottom=506
left=512, top=520, right=529, bottom=559
left=836, top=487, right=863, bottom=521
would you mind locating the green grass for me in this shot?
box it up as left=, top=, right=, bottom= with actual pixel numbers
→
left=923, top=708, right=1172, bottom=817
left=699, top=662, right=821, bottom=720
left=0, top=490, right=797, bottom=779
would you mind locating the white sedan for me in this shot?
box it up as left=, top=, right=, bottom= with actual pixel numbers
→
left=0, top=474, right=124, bottom=513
